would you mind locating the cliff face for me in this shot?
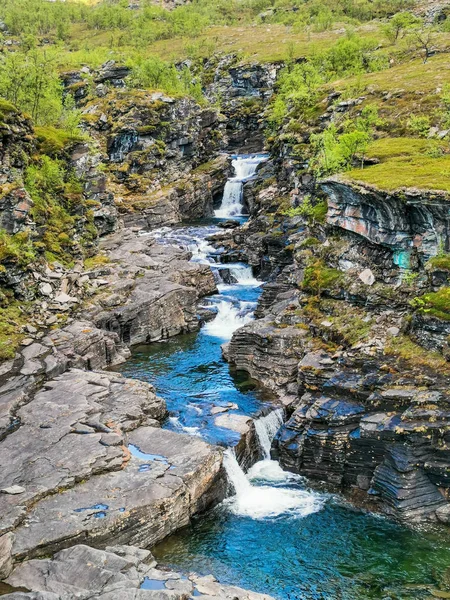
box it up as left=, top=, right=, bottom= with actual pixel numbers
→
left=206, top=57, right=282, bottom=153
left=323, top=178, right=450, bottom=266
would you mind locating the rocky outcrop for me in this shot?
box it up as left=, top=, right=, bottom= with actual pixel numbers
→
left=0, top=219, right=228, bottom=568
left=84, top=230, right=217, bottom=346
left=122, top=155, right=230, bottom=230
left=0, top=365, right=225, bottom=565
left=206, top=57, right=282, bottom=152
left=85, top=90, right=226, bottom=186
left=2, top=543, right=274, bottom=599
left=226, top=317, right=306, bottom=406
left=322, top=177, right=450, bottom=266
left=6, top=425, right=224, bottom=563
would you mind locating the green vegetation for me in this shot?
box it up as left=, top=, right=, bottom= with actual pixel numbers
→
left=34, top=126, right=85, bottom=155
left=385, top=334, right=450, bottom=372
left=345, top=138, right=450, bottom=191
left=412, top=288, right=450, bottom=321
left=284, top=196, right=328, bottom=224
left=427, top=254, right=450, bottom=271
left=0, top=230, right=36, bottom=267
left=302, top=258, right=342, bottom=295
left=0, top=301, right=29, bottom=360
left=84, top=253, right=110, bottom=269
left=0, top=47, right=63, bottom=125
left=25, top=156, right=94, bottom=264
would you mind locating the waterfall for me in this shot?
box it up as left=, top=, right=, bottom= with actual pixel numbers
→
left=215, top=155, right=267, bottom=218
left=203, top=300, right=253, bottom=339
left=254, top=408, right=284, bottom=460
left=223, top=449, right=252, bottom=495
left=228, top=264, right=260, bottom=286
left=223, top=448, right=325, bottom=520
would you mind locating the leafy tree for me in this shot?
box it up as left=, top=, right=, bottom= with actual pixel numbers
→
left=0, top=48, right=63, bottom=125
left=383, top=11, right=418, bottom=44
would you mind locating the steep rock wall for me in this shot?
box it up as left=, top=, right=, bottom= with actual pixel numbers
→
left=322, top=177, right=450, bottom=266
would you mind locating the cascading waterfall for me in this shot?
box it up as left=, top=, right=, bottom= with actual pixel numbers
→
left=223, top=410, right=325, bottom=519
left=203, top=300, right=253, bottom=340
left=129, top=158, right=450, bottom=600
left=215, top=155, right=267, bottom=218
left=254, top=408, right=284, bottom=460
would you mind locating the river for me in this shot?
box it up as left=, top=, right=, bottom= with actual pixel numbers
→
left=116, top=155, right=450, bottom=600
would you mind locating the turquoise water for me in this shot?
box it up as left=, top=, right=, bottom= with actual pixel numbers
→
left=153, top=494, right=450, bottom=599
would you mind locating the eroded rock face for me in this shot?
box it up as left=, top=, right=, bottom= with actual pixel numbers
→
left=2, top=544, right=274, bottom=600
left=270, top=346, right=450, bottom=522
left=122, top=155, right=230, bottom=230
left=84, top=231, right=217, bottom=346
left=206, top=57, right=282, bottom=153
left=322, top=178, right=450, bottom=265
left=227, top=317, right=306, bottom=405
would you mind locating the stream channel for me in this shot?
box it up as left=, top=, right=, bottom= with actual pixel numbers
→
left=116, top=156, right=450, bottom=600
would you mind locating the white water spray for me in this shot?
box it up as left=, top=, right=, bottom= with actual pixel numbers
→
left=223, top=448, right=325, bottom=519
left=204, top=301, right=253, bottom=340
left=215, top=155, right=267, bottom=218
left=254, top=408, right=284, bottom=460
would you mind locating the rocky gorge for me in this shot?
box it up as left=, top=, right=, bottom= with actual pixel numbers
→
left=2, top=11, right=450, bottom=598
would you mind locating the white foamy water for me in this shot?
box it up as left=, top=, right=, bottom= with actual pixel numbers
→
left=215, top=155, right=267, bottom=218
left=203, top=300, right=253, bottom=340
left=223, top=449, right=325, bottom=520
left=168, top=416, right=202, bottom=437
left=228, top=264, right=260, bottom=286
left=254, top=408, right=284, bottom=460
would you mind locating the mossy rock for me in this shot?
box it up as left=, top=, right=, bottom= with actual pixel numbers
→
left=34, top=126, right=85, bottom=156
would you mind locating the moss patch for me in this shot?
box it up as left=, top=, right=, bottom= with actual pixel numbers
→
left=0, top=301, right=29, bottom=360
left=34, top=126, right=85, bottom=156
left=427, top=254, right=450, bottom=272
left=412, top=287, right=450, bottom=321
left=385, top=334, right=450, bottom=374
left=303, top=258, right=343, bottom=295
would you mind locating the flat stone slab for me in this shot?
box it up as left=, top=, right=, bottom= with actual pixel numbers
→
left=3, top=544, right=275, bottom=600
left=9, top=427, right=224, bottom=562
left=0, top=370, right=166, bottom=535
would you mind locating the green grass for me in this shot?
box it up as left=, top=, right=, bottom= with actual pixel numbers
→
left=335, top=52, right=450, bottom=95
left=345, top=137, right=450, bottom=192
left=65, top=22, right=377, bottom=66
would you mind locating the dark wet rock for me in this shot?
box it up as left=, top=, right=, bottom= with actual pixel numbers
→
left=227, top=318, right=307, bottom=402
left=214, top=414, right=260, bottom=470
left=0, top=188, right=34, bottom=235
left=122, top=156, right=229, bottom=230
left=410, top=312, right=450, bottom=357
